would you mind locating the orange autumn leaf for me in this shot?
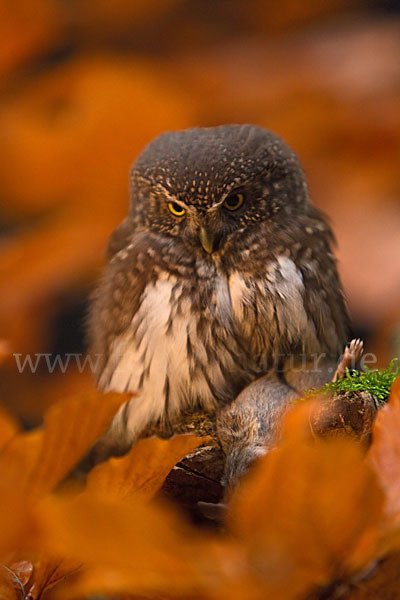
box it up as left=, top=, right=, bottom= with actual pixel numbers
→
left=86, top=434, right=209, bottom=499
left=0, top=390, right=129, bottom=497
left=345, top=552, right=400, bottom=600
left=25, top=556, right=81, bottom=600
left=0, top=486, right=35, bottom=560
left=7, top=561, right=33, bottom=589
left=36, top=493, right=217, bottom=599
left=0, top=565, right=22, bottom=600
left=65, top=544, right=253, bottom=600
left=227, top=399, right=385, bottom=598
left=368, top=377, right=400, bottom=522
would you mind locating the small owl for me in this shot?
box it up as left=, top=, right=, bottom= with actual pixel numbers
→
left=88, top=125, right=349, bottom=453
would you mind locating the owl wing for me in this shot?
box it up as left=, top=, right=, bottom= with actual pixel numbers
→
left=289, top=207, right=350, bottom=356
left=300, top=255, right=350, bottom=356
left=106, top=217, right=134, bottom=260
left=87, top=227, right=150, bottom=390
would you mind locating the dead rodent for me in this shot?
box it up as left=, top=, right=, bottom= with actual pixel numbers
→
left=217, top=341, right=364, bottom=489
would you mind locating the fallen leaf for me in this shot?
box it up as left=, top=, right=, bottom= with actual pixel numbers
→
left=346, top=552, right=400, bottom=600
left=0, top=486, right=35, bottom=560
left=368, top=377, right=400, bottom=522
left=0, top=565, right=22, bottom=600
left=8, top=561, right=33, bottom=588
left=36, top=493, right=215, bottom=598
left=86, top=434, right=209, bottom=499
left=26, top=556, right=81, bottom=600
left=228, top=399, right=385, bottom=598
left=0, top=390, right=129, bottom=497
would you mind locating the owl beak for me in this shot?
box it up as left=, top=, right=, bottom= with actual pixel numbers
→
left=199, top=227, right=215, bottom=254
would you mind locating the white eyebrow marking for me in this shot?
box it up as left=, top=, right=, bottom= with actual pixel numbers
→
left=151, top=184, right=188, bottom=207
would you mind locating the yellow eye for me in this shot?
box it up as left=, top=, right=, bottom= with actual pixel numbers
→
left=223, top=192, right=245, bottom=211
left=168, top=202, right=186, bottom=217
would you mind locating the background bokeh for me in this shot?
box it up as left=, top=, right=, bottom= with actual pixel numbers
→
left=0, top=0, right=399, bottom=425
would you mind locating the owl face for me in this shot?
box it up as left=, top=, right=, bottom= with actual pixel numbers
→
left=129, top=125, right=310, bottom=256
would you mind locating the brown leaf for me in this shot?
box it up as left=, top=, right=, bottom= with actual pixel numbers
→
left=346, top=552, right=400, bottom=600
left=0, top=487, right=34, bottom=560
left=86, top=434, right=209, bottom=499
left=36, top=493, right=215, bottom=598
left=368, top=377, right=400, bottom=522
left=8, top=561, right=33, bottom=588
left=26, top=556, right=81, bottom=600
left=0, top=390, right=129, bottom=497
left=228, top=399, right=384, bottom=598
left=0, top=565, right=23, bottom=600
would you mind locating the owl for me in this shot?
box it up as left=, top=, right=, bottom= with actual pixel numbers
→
left=88, top=124, right=349, bottom=454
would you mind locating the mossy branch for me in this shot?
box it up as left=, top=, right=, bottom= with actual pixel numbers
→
left=309, top=359, right=400, bottom=405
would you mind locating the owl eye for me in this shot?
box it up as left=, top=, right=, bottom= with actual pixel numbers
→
left=223, top=192, right=245, bottom=211
left=168, top=202, right=186, bottom=217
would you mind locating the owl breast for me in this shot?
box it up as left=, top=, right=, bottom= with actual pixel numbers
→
left=99, top=255, right=320, bottom=436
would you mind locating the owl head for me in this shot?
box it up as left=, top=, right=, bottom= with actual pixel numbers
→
left=129, top=125, right=312, bottom=256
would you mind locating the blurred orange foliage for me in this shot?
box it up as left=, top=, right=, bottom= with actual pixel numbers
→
left=0, top=382, right=400, bottom=598
left=0, top=0, right=59, bottom=77
left=0, top=56, right=193, bottom=213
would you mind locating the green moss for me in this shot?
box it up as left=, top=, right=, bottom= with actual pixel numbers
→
left=308, top=359, right=400, bottom=406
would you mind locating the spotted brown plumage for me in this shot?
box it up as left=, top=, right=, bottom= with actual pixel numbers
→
left=88, top=124, right=349, bottom=453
